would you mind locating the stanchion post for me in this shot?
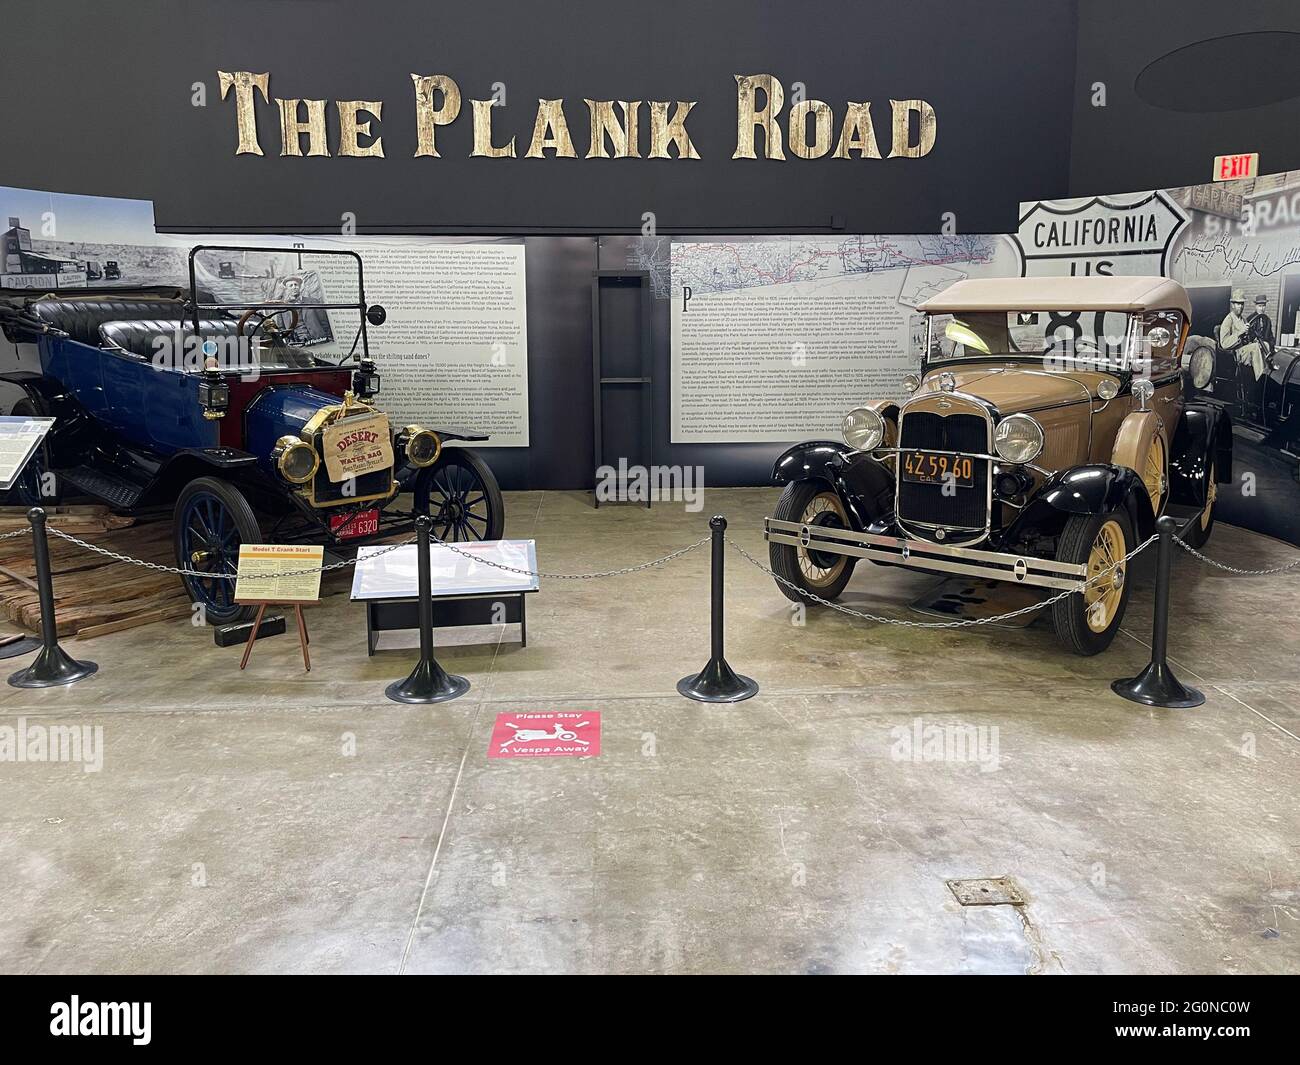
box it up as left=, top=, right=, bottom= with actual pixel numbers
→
left=385, top=515, right=470, bottom=704
left=8, top=507, right=98, bottom=688
left=1111, top=514, right=1204, bottom=709
left=678, top=515, right=759, bottom=703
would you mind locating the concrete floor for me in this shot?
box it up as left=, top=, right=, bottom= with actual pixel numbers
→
left=1, top=488, right=1297, bottom=974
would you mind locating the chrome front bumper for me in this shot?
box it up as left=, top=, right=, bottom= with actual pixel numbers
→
left=764, top=518, right=1088, bottom=592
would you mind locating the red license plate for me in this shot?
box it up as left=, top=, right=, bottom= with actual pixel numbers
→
left=330, top=508, right=380, bottom=540
left=901, top=451, right=976, bottom=488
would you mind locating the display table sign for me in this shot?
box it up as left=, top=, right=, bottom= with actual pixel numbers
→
left=350, top=539, right=538, bottom=653
left=0, top=416, right=56, bottom=659
left=0, top=416, right=56, bottom=491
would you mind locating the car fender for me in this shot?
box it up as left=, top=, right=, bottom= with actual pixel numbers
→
left=430, top=426, right=489, bottom=442
left=1110, top=409, right=1163, bottom=491
left=1007, top=464, right=1156, bottom=540
left=1170, top=402, right=1231, bottom=508
left=142, top=447, right=261, bottom=505
left=771, top=440, right=893, bottom=531
left=0, top=370, right=64, bottom=407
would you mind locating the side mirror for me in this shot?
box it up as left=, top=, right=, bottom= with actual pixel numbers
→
left=1132, top=378, right=1155, bottom=411
left=366, top=304, right=387, bottom=326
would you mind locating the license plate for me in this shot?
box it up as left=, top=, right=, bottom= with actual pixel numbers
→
left=330, top=509, right=380, bottom=540
left=901, top=451, right=976, bottom=488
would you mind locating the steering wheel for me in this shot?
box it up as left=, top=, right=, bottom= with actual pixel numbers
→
left=237, top=305, right=301, bottom=342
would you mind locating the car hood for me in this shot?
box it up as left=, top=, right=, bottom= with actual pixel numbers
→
left=914, top=364, right=1113, bottom=415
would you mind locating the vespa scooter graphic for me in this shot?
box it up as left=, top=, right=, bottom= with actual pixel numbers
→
left=498, top=720, right=591, bottom=753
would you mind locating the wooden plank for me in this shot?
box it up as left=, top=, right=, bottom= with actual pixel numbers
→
left=75, top=602, right=191, bottom=640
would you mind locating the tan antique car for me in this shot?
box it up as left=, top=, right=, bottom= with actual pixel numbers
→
left=764, top=276, right=1232, bottom=654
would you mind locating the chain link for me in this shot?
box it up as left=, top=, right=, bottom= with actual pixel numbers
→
left=44, top=526, right=416, bottom=581
left=726, top=533, right=1158, bottom=629
left=1174, top=536, right=1300, bottom=576
left=38, top=524, right=709, bottom=582
left=426, top=531, right=711, bottom=579
left=0, top=527, right=32, bottom=542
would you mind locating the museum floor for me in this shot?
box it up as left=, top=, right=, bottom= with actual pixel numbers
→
left=1, top=487, right=1297, bottom=975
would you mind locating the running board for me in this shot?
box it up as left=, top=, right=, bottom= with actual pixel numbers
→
left=764, top=517, right=1088, bottom=592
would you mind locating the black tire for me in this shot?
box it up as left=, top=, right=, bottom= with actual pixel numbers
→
left=414, top=448, right=505, bottom=541
left=9, top=395, right=61, bottom=506
left=1181, top=457, right=1217, bottom=549
left=1050, top=506, right=1135, bottom=656
left=769, top=480, right=857, bottom=604
left=173, top=476, right=262, bottom=626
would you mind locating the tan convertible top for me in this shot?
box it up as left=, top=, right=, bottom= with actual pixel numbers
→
left=918, top=275, right=1191, bottom=318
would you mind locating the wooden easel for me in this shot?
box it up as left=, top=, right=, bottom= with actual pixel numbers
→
left=238, top=601, right=311, bottom=672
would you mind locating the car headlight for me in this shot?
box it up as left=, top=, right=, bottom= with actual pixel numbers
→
left=1190, top=347, right=1213, bottom=389
left=274, top=435, right=320, bottom=484
left=901, top=372, right=921, bottom=394
left=993, top=414, right=1044, bottom=464
left=843, top=407, right=884, bottom=452
left=401, top=425, right=441, bottom=468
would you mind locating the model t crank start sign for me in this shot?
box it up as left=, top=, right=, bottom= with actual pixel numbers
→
left=322, top=412, right=393, bottom=481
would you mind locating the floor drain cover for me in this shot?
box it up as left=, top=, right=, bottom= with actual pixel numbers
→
left=947, top=877, right=1024, bottom=906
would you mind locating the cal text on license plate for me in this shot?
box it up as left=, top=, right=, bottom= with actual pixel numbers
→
left=330, top=509, right=380, bottom=540
left=901, top=451, right=975, bottom=488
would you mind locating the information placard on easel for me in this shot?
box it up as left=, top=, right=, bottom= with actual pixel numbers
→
left=235, top=544, right=324, bottom=603
left=234, top=545, right=323, bottom=672
left=0, top=416, right=56, bottom=491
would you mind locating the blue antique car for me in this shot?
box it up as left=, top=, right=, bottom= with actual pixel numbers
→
left=0, top=245, right=505, bottom=624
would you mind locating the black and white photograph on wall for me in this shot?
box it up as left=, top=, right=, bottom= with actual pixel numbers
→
left=1020, top=170, right=1300, bottom=544
left=0, top=186, right=185, bottom=291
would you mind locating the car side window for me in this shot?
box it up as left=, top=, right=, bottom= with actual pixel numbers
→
left=1143, top=310, right=1184, bottom=375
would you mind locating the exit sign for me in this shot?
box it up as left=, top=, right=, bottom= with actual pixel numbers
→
left=1214, top=153, right=1259, bottom=181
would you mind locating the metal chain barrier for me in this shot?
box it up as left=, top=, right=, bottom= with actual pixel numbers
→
left=0, top=528, right=32, bottom=542
left=1174, top=537, right=1300, bottom=576
left=726, top=532, right=1159, bottom=629
left=44, top=525, right=416, bottom=581
left=38, top=524, right=710, bottom=582
left=425, top=530, right=711, bottom=579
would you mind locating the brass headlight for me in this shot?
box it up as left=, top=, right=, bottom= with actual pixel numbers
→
left=402, top=425, right=441, bottom=468
left=274, top=435, right=320, bottom=484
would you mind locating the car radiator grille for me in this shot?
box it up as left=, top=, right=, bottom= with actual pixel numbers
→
left=311, top=464, right=393, bottom=506
left=896, top=411, right=989, bottom=537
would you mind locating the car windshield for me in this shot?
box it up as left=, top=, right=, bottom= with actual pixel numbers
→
left=926, top=309, right=1134, bottom=369
left=188, top=245, right=367, bottom=369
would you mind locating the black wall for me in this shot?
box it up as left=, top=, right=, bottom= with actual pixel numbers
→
left=1070, top=0, right=1300, bottom=195
left=1, top=0, right=1078, bottom=236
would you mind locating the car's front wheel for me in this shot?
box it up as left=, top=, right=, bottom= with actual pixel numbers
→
left=1050, top=507, right=1134, bottom=655
left=173, top=477, right=262, bottom=626
left=413, top=448, right=505, bottom=542
left=769, top=481, right=857, bottom=603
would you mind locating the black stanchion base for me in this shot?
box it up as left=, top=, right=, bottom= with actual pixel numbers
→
left=385, top=656, right=470, bottom=704
left=8, top=643, right=98, bottom=689
left=1111, top=662, right=1205, bottom=709
left=0, top=636, right=42, bottom=661
left=677, top=657, right=759, bottom=703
